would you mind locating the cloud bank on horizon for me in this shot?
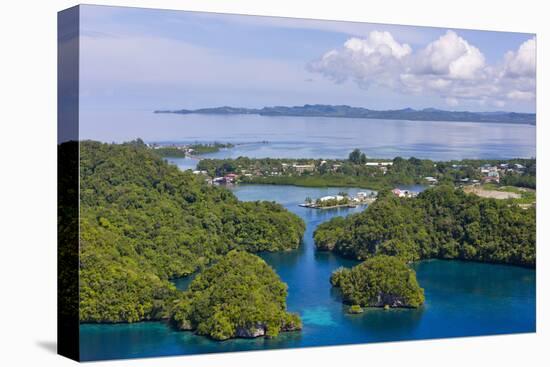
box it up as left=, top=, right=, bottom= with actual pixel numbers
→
left=78, top=5, right=536, bottom=113
left=309, top=30, right=536, bottom=108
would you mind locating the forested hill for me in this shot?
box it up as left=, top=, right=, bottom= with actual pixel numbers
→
left=171, top=250, right=302, bottom=340
left=154, top=104, right=535, bottom=125
left=76, top=140, right=305, bottom=323
left=314, top=185, right=535, bottom=267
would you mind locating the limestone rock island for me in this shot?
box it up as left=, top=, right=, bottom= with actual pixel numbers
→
left=171, top=250, right=302, bottom=340
left=330, top=255, right=425, bottom=309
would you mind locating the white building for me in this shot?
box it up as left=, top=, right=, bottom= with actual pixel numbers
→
left=319, top=195, right=345, bottom=202
left=365, top=162, right=393, bottom=167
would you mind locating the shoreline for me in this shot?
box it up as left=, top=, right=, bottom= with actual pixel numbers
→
left=241, top=179, right=389, bottom=191
left=80, top=256, right=536, bottom=328
left=161, top=150, right=537, bottom=165
left=299, top=202, right=370, bottom=210
left=153, top=108, right=536, bottom=126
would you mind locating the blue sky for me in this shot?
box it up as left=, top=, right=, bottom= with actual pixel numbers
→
left=79, top=5, right=536, bottom=112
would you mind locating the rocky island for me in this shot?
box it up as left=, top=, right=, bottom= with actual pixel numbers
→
left=171, top=250, right=301, bottom=340
left=330, top=255, right=425, bottom=310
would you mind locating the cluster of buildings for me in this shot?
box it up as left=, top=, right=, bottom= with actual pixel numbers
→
left=291, top=163, right=315, bottom=174
left=391, top=188, right=418, bottom=198
left=480, top=164, right=500, bottom=184
left=365, top=161, right=393, bottom=174
left=318, top=194, right=346, bottom=203
left=283, top=162, right=342, bottom=174
left=422, top=162, right=528, bottom=187
left=479, top=163, right=525, bottom=184
left=301, top=191, right=377, bottom=209
left=233, top=159, right=397, bottom=178
left=215, top=173, right=238, bottom=184
left=201, top=173, right=239, bottom=185
left=424, top=176, right=438, bottom=185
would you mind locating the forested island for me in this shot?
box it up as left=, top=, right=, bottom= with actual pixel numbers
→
left=330, top=256, right=425, bottom=311
left=150, top=142, right=234, bottom=157
left=196, top=149, right=536, bottom=192
left=314, top=186, right=536, bottom=267
left=172, top=250, right=301, bottom=340
left=76, top=140, right=305, bottom=339
left=67, top=139, right=535, bottom=341
left=154, top=104, right=536, bottom=125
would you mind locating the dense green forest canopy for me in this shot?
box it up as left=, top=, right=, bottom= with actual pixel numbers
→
left=331, top=255, right=424, bottom=309
left=171, top=250, right=301, bottom=340
left=58, top=142, right=80, bottom=326
left=152, top=146, right=187, bottom=157
left=77, top=140, right=305, bottom=323
left=315, top=186, right=535, bottom=267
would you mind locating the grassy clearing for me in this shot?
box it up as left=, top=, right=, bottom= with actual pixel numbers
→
left=464, top=184, right=536, bottom=206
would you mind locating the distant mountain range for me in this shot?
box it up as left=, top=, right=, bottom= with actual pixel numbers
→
left=154, top=104, right=536, bottom=125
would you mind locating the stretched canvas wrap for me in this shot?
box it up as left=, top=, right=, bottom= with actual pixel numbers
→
left=58, top=4, right=536, bottom=362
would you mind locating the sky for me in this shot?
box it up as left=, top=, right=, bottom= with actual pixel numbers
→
left=78, top=5, right=536, bottom=113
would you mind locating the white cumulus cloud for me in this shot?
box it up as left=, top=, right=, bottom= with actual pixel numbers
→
left=504, top=37, right=536, bottom=78
left=412, top=31, right=486, bottom=80
left=307, top=31, right=411, bottom=88
left=309, top=30, right=536, bottom=109
left=344, top=31, right=412, bottom=59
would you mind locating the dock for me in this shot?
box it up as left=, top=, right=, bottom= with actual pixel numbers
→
left=300, top=193, right=376, bottom=209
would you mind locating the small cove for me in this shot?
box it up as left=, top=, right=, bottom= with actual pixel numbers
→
left=80, top=184, right=535, bottom=361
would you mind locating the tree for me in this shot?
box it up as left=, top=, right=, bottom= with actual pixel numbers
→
left=348, top=149, right=367, bottom=164
left=348, top=149, right=362, bottom=164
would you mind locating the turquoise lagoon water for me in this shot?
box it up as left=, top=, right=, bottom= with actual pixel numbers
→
left=80, top=184, right=536, bottom=361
